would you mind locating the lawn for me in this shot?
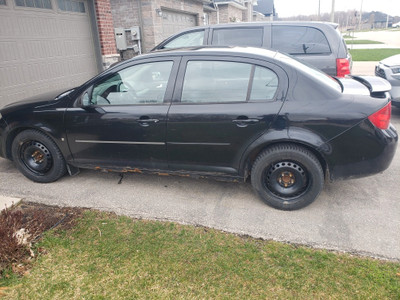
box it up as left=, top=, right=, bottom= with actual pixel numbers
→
left=349, top=48, right=400, bottom=61
left=345, top=39, right=383, bottom=45
left=1, top=210, right=399, bottom=299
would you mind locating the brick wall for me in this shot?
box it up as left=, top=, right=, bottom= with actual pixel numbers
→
left=110, top=0, right=206, bottom=53
left=95, top=0, right=119, bottom=68
left=217, top=4, right=244, bottom=23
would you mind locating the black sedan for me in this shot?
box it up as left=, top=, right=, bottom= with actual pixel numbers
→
left=0, top=47, right=397, bottom=210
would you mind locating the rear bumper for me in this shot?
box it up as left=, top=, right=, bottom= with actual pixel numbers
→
left=322, top=119, right=398, bottom=181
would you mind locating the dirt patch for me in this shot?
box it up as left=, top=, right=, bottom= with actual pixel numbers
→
left=0, top=202, right=85, bottom=277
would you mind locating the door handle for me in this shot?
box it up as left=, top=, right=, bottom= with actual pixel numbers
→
left=137, top=117, right=159, bottom=126
left=232, top=118, right=259, bottom=127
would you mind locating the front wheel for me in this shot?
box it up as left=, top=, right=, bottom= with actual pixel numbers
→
left=251, top=144, right=324, bottom=210
left=11, top=130, right=67, bottom=183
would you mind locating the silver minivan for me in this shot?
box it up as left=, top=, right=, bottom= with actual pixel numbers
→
left=152, top=21, right=352, bottom=77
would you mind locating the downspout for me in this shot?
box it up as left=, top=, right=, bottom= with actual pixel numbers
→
left=137, top=0, right=146, bottom=53
left=215, top=3, right=220, bottom=24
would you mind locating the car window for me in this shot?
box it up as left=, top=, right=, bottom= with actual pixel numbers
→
left=181, top=61, right=279, bottom=103
left=211, top=28, right=263, bottom=47
left=182, top=61, right=252, bottom=103
left=272, top=26, right=331, bottom=55
left=162, top=30, right=204, bottom=49
left=250, top=66, right=278, bottom=101
left=90, top=61, right=173, bottom=105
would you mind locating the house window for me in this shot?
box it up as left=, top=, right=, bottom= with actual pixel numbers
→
left=58, top=0, right=85, bottom=13
left=15, top=0, right=52, bottom=9
left=0, top=0, right=6, bottom=5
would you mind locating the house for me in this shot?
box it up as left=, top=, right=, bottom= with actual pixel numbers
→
left=0, top=0, right=274, bottom=106
left=0, top=0, right=119, bottom=106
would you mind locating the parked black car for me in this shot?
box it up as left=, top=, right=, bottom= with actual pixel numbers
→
left=0, top=47, right=397, bottom=210
left=152, top=21, right=352, bottom=77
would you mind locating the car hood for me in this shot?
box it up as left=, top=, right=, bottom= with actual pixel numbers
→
left=380, top=54, right=400, bottom=67
left=1, top=89, right=72, bottom=112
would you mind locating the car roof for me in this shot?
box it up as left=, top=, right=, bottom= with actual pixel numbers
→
left=133, top=46, right=279, bottom=61
left=169, top=21, right=339, bottom=31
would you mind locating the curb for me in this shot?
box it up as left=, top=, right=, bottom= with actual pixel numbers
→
left=0, top=195, right=22, bottom=212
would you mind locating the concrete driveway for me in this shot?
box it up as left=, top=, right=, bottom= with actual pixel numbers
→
left=0, top=107, right=399, bottom=261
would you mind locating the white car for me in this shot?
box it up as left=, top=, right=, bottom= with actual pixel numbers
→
left=375, top=54, right=400, bottom=107
left=393, top=22, right=400, bottom=28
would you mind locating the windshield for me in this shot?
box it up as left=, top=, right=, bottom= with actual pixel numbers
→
left=274, top=52, right=342, bottom=93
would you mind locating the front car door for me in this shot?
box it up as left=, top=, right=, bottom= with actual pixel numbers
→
left=166, top=56, right=288, bottom=175
left=64, top=58, right=179, bottom=170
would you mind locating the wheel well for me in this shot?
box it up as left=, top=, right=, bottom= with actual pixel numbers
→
left=244, top=141, right=328, bottom=181
left=6, top=127, right=40, bottom=160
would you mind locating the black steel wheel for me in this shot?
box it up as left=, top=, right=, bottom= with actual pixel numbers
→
left=11, top=130, right=66, bottom=183
left=251, top=144, right=324, bottom=210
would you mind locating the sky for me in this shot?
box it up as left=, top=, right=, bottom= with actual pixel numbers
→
left=273, top=0, right=400, bottom=18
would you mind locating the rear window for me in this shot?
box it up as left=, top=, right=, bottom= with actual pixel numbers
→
left=272, top=26, right=331, bottom=55
left=274, top=53, right=341, bottom=92
left=211, top=28, right=263, bottom=47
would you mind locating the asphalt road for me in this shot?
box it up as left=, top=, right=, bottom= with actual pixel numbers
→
left=0, top=107, right=399, bottom=261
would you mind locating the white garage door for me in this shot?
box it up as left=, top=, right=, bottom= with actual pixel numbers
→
left=0, top=0, right=98, bottom=107
left=162, top=10, right=197, bottom=41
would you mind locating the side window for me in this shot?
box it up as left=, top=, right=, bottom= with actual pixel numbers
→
left=162, top=30, right=205, bottom=49
left=181, top=61, right=252, bottom=103
left=211, top=28, right=263, bottom=47
left=90, top=61, right=173, bottom=106
left=249, top=66, right=278, bottom=101
left=272, top=26, right=331, bottom=55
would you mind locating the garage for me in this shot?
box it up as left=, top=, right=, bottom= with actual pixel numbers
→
left=161, top=9, right=197, bottom=41
left=0, top=0, right=99, bottom=107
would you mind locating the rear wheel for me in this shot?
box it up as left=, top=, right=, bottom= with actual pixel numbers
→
left=251, top=144, right=324, bottom=210
left=11, top=130, right=66, bottom=183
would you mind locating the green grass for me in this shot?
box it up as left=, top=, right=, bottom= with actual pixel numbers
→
left=349, top=48, right=400, bottom=61
left=345, top=39, right=383, bottom=45
left=1, top=211, right=400, bottom=299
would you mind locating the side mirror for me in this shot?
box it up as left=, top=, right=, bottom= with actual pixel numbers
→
left=82, top=92, right=91, bottom=106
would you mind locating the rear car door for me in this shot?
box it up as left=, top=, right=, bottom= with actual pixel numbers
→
left=64, top=58, right=179, bottom=169
left=166, top=56, right=288, bottom=174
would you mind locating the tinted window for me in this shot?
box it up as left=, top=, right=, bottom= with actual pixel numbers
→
left=250, top=67, right=278, bottom=101
left=272, top=26, right=331, bottom=55
left=163, top=30, right=204, bottom=49
left=181, top=61, right=278, bottom=103
left=90, top=61, right=173, bottom=106
left=212, top=28, right=263, bottom=47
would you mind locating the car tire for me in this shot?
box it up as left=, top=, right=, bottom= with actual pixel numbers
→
left=11, top=129, right=67, bottom=183
left=251, top=144, right=324, bottom=210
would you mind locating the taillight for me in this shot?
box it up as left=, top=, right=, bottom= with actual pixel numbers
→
left=336, top=58, right=350, bottom=77
left=368, top=102, right=391, bottom=130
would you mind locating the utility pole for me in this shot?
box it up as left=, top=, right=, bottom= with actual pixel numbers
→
left=318, top=0, right=321, bottom=20
left=359, top=0, right=363, bottom=30
left=330, top=0, right=335, bottom=23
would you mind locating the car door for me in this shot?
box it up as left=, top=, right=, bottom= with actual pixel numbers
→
left=166, top=56, right=288, bottom=174
left=64, top=58, right=179, bottom=169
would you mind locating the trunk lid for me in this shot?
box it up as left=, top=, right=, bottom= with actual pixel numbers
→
left=338, top=75, right=391, bottom=97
